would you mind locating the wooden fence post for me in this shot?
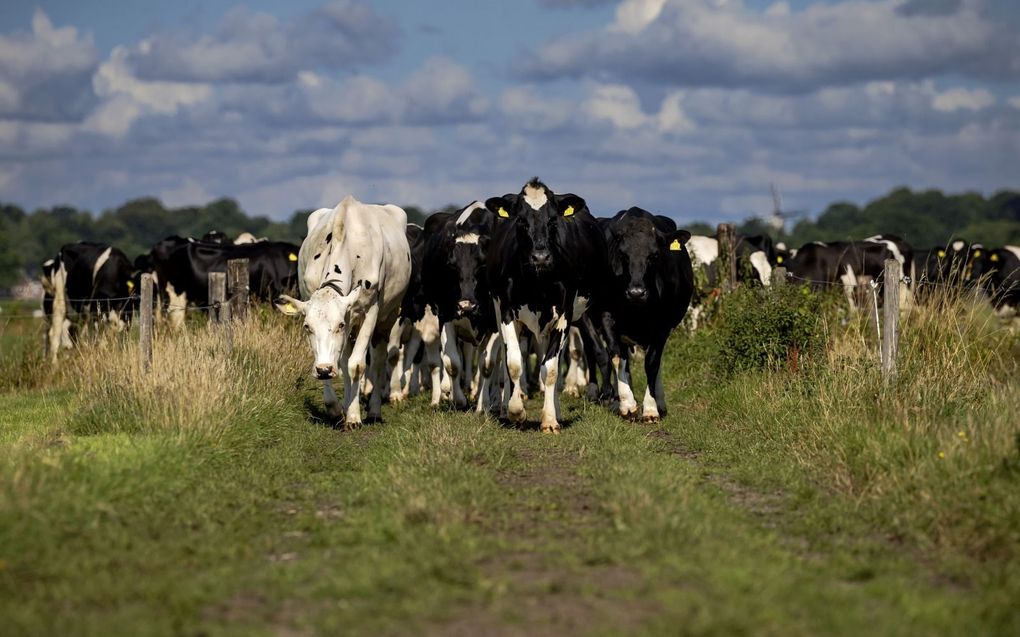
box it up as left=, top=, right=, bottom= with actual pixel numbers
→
left=772, top=266, right=787, bottom=287
left=139, top=273, right=153, bottom=372
left=716, top=223, right=737, bottom=291
left=227, top=259, right=249, bottom=322
left=882, top=259, right=900, bottom=385
left=208, top=272, right=226, bottom=323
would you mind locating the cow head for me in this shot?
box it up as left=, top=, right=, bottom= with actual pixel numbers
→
left=606, top=211, right=691, bottom=305
left=450, top=231, right=490, bottom=317
left=275, top=281, right=363, bottom=379
left=485, top=178, right=586, bottom=276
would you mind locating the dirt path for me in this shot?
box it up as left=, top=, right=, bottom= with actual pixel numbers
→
left=427, top=441, right=658, bottom=637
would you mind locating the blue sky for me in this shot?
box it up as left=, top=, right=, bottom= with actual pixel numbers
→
left=1, top=0, right=1018, bottom=223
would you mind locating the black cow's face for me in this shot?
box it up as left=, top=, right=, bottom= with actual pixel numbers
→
left=609, top=217, right=690, bottom=306
left=486, top=180, right=586, bottom=275
left=449, top=234, right=489, bottom=316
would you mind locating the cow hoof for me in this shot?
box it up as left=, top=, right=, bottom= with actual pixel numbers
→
left=541, top=421, right=560, bottom=434
left=388, top=393, right=404, bottom=404
left=343, top=421, right=361, bottom=431
left=641, top=413, right=661, bottom=424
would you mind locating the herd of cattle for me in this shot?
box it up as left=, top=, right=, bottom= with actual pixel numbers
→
left=39, top=178, right=1020, bottom=430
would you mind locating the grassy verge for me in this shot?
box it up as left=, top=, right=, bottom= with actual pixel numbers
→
left=0, top=289, right=1018, bottom=635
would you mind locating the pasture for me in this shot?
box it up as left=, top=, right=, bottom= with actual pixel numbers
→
left=1, top=289, right=1019, bottom=636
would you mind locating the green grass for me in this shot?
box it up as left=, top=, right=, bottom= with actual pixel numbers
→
left=1, top=294, right=1019, bottom=636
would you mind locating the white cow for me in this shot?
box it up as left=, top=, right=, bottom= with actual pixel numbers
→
left=276, top=197, right=411, bottom=427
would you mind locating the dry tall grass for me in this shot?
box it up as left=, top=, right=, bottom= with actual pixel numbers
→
left=68, top=314, right=310, bottom=447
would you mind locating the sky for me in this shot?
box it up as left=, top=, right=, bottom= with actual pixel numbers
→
left=1, top=0, right=1018, bottom=224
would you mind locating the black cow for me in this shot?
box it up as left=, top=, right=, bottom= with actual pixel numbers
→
left=201, top=230, right=232, bottom=244
left=41, top=241, right=134, bottom=362
left=422, top=202, right=502, bottom=411
left=385, top=223, right=440, bottom=404
left=786, top=241, right=896, bottom=308
left=599, top=207, right=693, bottom=421
left=485, top=178, right=609, bottom=433
left=138, top=237, right=299, bottom=328
left=912, top=239, right=973, bottom=302
left=973, top=246, right=1020, bottom=313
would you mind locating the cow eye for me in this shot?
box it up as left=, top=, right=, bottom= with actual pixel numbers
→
left=303, top=324, right=312, bottom=334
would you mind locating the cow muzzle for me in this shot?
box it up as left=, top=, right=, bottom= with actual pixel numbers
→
left=530, top=250, right=553, bottom=270
left=457, top=299, right=478, bottom=316
left=315, top=364, right=337, bottom=380
left=626, top=286, right=648, bottom=303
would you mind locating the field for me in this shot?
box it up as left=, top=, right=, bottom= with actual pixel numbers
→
left=1, top=290, right=1019, bottom=636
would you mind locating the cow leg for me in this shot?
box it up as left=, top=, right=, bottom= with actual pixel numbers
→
left=416, top=309, right=443, bottom=406
left=367, top=338, right=388, bottom=422
left=518, top=334, right=531, bottom=398
left=386, top=319, right=406, bottom=403
left=400, top=327, right=423, bottom=399
left=577, top=314, right=610, bottom=402
left=475, top=332, right=501, bottom=414
left=539, top=325, right=567, bottom=433
left=562, top=327, right=581, bottom=398
left=500, top=319, right=527, bottom=423
left=840, top=265, right=858, bottom=311
left=462, top=341, right=476, bottom=401
left=322, top=379, right=342, bottom=420
left=613, top=350, right=639, bottom=419
left=440, top=322, right=467, bottom=409
left=344, top=306, right=379, bottom=428
left=642, top=338, right=667, bottom=422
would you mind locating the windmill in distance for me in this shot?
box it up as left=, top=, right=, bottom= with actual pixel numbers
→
left=767, top=183, right=809, bottom=233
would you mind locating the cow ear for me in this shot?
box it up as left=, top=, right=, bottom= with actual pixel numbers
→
left=274, top=294, right=306, bottom=317
left=556, top=194, right=586, bottom=218
left=485, top=195, right=516, bottom=220
left=666, top=230, right=691, bottom=252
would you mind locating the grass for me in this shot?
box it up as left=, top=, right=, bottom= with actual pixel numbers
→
left=0, top=288, right=1018, bottom=636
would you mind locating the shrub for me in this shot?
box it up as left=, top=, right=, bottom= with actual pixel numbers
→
left=714, top=283, right=828, bottom=375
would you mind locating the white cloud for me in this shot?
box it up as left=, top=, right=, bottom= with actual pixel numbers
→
left=1009, top=96, right=1020, bottom=110
left=0, top=9, right=99, bottom=120
left=124, top=1, right=398, bottom=84
left=586, top=84, right=649, bottom=129
left=524, top=0, right=1018, bottom=92
left=160, top=177, right=216, bottom=208
left=932, top=87, right=995, bottom=112
left=83, top=46, right=212, bottom=138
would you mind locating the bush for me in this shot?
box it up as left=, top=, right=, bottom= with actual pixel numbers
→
left=714, top=283, right=828, bottom=375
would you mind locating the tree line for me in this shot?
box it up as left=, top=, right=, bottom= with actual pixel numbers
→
left=1, top=187, right=1018, bottom=289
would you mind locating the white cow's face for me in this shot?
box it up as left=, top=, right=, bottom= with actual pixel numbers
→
left=277, top=287, right=356, bottom=379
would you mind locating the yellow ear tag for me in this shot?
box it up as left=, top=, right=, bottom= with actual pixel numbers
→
left=563, top=205, right=575, bottom=217
left=288, top=253, right=298, bottom=262
left=285, top=303, right=296, bottom=313
left=127, top=280, right=135, bottom=290
left=776, top=256, right=784, bottom=264
left=973, top=250, right=982, bottom=257
left=991, top=253, right=999, bottom=262
left=669, top=239, right=682, bottom=251
left=498, top=207, right=509, bottom=218
left=937, top=250, right=946, bottom=258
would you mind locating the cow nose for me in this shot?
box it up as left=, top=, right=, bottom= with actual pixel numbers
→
left=531, top=250, right=552, bottom=268
left=626, top=286, right=648, bottom=301
left=315, top=364, right=337, bottom=380
left=457, top=299, right=478, bottom=315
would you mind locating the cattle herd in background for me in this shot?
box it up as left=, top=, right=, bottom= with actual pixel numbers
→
left=39, top=179, right=1020, bottom=431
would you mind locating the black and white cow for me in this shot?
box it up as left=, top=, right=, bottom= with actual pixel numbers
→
left=422, top=201, right=502, bottom=412
left=275, top=196, right=411, bottom=427
left=786, top=241, right=897, bottom=308
left=41, top=241, right=134, bottom=362
left=599, top=208, right=694, bottom=421
left=138, top=237, right=299, bottom=328
left=484, top=178, right=609, bottom=433
left=684, top=233, right=773, bottom=327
